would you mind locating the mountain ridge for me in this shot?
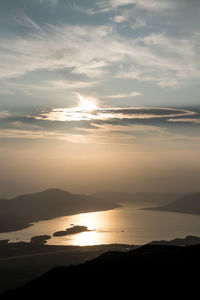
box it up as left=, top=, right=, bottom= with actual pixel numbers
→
left=0, top=188, right=120, bottom=233
left=145, top=192, right=200, bottom=215
left=92, top=191, right=181, bottom=204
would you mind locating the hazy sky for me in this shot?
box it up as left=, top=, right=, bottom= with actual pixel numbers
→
left=0, top=0, right=200, bottom=197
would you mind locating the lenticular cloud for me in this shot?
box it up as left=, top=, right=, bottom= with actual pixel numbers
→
left=32, top=107, right=196, bottom=122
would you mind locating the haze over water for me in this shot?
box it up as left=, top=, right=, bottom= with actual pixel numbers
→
left=1, top=203, right=200, bottom=246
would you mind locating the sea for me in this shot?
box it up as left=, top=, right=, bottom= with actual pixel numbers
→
left=0, top=202, right=200, bottom=246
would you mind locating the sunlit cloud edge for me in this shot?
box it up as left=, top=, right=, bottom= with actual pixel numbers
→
left=31, top=106, right=196, bottom=122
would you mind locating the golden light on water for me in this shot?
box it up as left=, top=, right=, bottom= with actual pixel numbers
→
left=49, top=210, right=119, bottom=246
left=66, top=212, right=102, bottom=246
left=71, top=231, right=100, bottom=246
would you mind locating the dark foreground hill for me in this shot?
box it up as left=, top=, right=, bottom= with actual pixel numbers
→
left=0, top=239, right=136, bottom=295
left=2, top=243, right=200, bottom=298
left=145, top=192, right=200, bottom=215
left=0, top=189, right=120, bottom=233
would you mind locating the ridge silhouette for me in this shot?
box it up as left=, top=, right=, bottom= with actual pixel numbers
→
left=2, top=243, right=200, bottom=298
left=146, top=192, right=200, bottom=214
left=0, top=189, right=120, bottom=233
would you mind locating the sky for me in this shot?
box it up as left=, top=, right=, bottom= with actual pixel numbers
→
left=0, top=0, right=200, bottom=197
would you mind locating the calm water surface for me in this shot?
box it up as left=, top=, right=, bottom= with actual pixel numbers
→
left=0, top=203, right=200, bottom=246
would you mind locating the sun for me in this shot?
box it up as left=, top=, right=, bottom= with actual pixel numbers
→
left=76, top=94, right=98, bottom=111
left=78, top=99, right=98, bottom=111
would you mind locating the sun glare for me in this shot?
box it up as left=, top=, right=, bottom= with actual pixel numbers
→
left=34, top=92, right=196, bottom=123
left=76, top=94, right=98, bottom=111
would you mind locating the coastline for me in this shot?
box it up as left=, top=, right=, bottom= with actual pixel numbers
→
left=0, top=205, right=121, bottom=234
left=0, top=239, right=136, bottom=295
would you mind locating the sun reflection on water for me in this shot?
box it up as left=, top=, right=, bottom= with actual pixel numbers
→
left=49, top=210, right=113, bottom=246
left=69, top=212, right=100, bottom=230
left=61, top=212, right=103, bottom=246
left=70, top=231, right=100, bottom=246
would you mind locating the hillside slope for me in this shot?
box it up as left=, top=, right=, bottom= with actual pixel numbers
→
left=145, top=192, right=200, bottom=215
left=2, top=243, right=200, bottom=298
left=0, top=189, right=120, bottom=233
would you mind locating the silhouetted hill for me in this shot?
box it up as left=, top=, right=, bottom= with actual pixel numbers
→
left=145, top=192, right=200, bottom=215
left=0, top=240, right=135, bottom=295
left=149, top=235, right=200, bottom=246
left=2, top=243, right=200, bottom=298
left=0, top=189, right=120, bottom=233
left=92, top=191, right=180, bottom=204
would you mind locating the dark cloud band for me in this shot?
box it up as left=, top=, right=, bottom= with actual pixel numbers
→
left=32, top=107, right=196, bottom=122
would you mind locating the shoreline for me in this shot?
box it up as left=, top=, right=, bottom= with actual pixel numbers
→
left=0, top=240, right=136, bottom=294
left=0, top=205, right=121, bottom=235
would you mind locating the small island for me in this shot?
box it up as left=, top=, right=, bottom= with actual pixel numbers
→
left=53, top=225, right=95, bottom=237
left=30, top=235, right=51, bottom=244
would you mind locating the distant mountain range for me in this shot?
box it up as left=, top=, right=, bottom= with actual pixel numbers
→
left=92, top=191, right=181, bottom=204
left=0, top=189, right=120, bottom=233
left=145, top=192, right=200, bottom=215
left=149, top=235, right=200, bottom=246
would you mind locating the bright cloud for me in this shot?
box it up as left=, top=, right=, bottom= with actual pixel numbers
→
left=32, top=104, right=196, bottom=122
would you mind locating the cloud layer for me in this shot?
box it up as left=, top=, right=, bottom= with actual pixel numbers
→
left=0, top=0, right=200, bottom=144
left=33, top=106, right=196, bottom=122
left=0, top=104, right=199, bottom=147
left=0, top=21, right=200, bottom=89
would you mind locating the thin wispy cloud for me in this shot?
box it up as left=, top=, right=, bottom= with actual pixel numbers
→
left=0, top=80, right=98, bottom=96
left=95, top=0, right=174, bottom=13
left=0, top=22, right=199, bottom=88
left=105, top=92, right=142, bottom=99
left=168, top=118, right=200, bottom=125
left=39, top=0, right=59, bottom=7
left=73, top=0, right=170, bottom=15
left=0, top=129, right=89, bottom=143
left=13, top=13, right=43, bottom=32
left=0, top=111, right=10, bottom=119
